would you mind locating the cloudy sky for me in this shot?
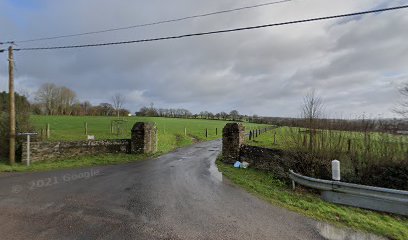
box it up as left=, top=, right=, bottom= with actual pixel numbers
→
left=1, top=0, right=407, bottom=118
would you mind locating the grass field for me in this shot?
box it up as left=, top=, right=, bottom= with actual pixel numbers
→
left=247, top=127, right=408, bottom=150
left=30, top=115, right=267, bottom=153
left=217, top=160, right=408, bottom=240
left=0, top=116, right=267, bottom=172
left=247, top=126, right=408, bottom=164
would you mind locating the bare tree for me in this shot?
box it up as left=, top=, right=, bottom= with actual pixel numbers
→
left=99, top=103, right=114, bottom=116
left=58, top=87, right=77, bottom=115
left=229, top=110, right=240, bottom=121
left=35, top=84, right=78, bottom=115
left=302, top=90, right=323, bottom=121
left=112, top=93, right=125, bottom=117
left=301, top=90, right=324, bottom=151
left=35, top=83, right=59, bottom=115
left=393, top=82, right=408, bottom=117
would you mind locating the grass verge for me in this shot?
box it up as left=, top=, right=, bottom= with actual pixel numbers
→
left=0, top=153, right=159, bottom=173
left=216, top=159, right=408, bottom=240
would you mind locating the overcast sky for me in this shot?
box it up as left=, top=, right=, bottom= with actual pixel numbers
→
left=1, top=0, right=407, bottom=118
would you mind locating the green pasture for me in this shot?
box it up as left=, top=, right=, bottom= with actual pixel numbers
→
left=246, top=127, right=408, bottom=163
left=247, top=127, right=408, bottom=148
left=1, top=116, right=267, bottom=172
left=30, top=115, right=267, bottom=153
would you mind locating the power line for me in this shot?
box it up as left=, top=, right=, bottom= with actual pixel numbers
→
left=1, top=0, right=293, bottom=44
left=2, top=4, right=408, bottom=52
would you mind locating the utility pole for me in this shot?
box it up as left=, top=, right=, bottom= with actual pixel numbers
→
left=8, top=46, right=16, bottom=165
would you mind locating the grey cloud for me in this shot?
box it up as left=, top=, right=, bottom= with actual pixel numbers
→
left=0, top=0, right=406, bottom=117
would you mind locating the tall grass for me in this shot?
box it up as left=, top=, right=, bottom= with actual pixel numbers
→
left=247, top=124, right=408, bottom=190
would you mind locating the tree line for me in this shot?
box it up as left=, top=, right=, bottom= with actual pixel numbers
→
left=248, top=91, right=408, bottom=134
left=32, top=83, right=130, bottom=116
left=136, top=104, right=243, bottom=121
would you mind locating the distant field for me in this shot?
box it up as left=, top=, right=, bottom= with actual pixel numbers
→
left=246, top=126, right=408, bottom=170
left=30, top=115, right=267, bottom=153
left=247, top=127, right=408, bottom=149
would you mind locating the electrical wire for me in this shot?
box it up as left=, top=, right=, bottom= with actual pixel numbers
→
left=2, top=4, right=408, bottom=52
left=1, top=0, right=292, bottom=44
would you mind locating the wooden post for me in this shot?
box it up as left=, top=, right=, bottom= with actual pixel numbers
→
left=46, top=123, right=50, bottom=139
left=216, top=128, right=218, bottom=136
left=255, top=129, right=258, bottom=138
left=84, top=122, right=88, bottom=135
left=8, top=46, right=15, bottom=165
left=274, top=132, right=277, bottom=145
left=205, top=128, right=208, bottom=138
left=110, top=122, right=113, bottom=134
left=184, top=127, right=187, bottom=136
left=303, top=134, right=307, bottom=147
left=249, top=131, right=252, bottom=140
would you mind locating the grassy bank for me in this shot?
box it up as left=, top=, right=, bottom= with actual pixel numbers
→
left=0, top=153, right=157, bottom=173
left=217, top=160, right=408, bottom=240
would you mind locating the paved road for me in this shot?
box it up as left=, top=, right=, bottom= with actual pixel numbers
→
left=0, top=140, right=325, bottom=240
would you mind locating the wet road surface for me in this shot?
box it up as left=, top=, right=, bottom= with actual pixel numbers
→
left=0, top=140, right=327, bottom=239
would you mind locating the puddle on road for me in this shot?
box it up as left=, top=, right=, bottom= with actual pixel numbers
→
left=316, top=222, right=386, bottom=240
left=209, top=161, right=223, bottom=182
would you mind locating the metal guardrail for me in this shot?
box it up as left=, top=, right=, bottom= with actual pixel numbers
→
left=289, top=170, right=408, bottom=216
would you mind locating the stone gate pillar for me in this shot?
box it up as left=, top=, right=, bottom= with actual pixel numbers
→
left=222, top=123, right=245, bottom=163
left=131, top=122, right=158, bottom=154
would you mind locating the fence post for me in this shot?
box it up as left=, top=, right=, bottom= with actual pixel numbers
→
left=205, top=128, right=208, bottom=138
left=216, top=128, right=218, bottom=136
left=249, top=131, right=252, bottom=140
left=184, top=127, right=187, bottom=136
left=255, top=129, right=258, bottom=138
left=46, top=123, right=50, bottom=139
left=273, top=132, right=277, bottom=145
left=84, top=122, right=88, bottom=135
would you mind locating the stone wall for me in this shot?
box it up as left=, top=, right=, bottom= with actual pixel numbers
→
left=222, top=123, right=245, bottom=163
left=21, top=139, right=131, bottom=163
left=239, top=145, right=290, bottom=179
left=222, top=123, right=291, bottom=179
left=20, top=122, right=158, bottom=163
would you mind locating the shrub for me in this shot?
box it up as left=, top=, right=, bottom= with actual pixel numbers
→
left=0, top=91, right=32, bottom=162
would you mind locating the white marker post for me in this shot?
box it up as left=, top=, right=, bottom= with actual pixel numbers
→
left=17, top=132, right=38, bottom=166
left=332, top=160, right=341, bottom=181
